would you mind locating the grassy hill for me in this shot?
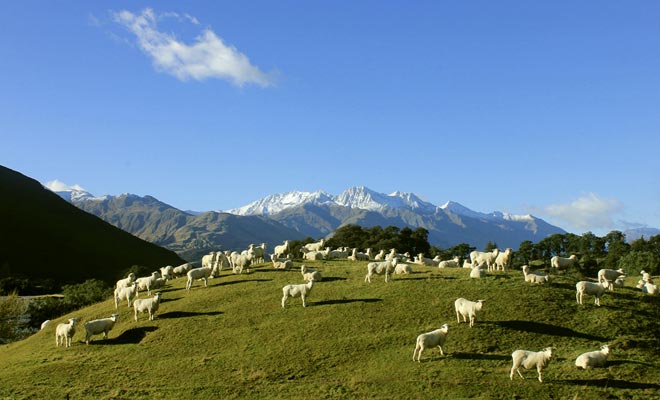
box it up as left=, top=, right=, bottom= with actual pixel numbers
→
left=1, top=262, right=658, bottom=399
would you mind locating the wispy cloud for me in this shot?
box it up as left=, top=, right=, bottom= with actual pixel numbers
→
left=111, top=8, right=275, bottom=87
left=44, top=180, right=86, bottom=193
left=535, top=193, right=623, bottom=232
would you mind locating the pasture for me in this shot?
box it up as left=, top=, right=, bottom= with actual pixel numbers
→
left=1, top=261, right=659, bottom=399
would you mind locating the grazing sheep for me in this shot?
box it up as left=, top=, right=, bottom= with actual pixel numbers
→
left=640, top=270, right=653, bottom=283
left=230, top=251, right=252, bottom=274
left=248, top=243, right=267, bottom=264
left=495, top=248, right=513, bottom=271
left=84, top=314, right=118, bottom=344
left=302, top=250, right=325, bottom=261
left=348, top=248, right=369, bottom=261
left=303, top=239, right=326, bottom=252
left=470, top=266, right=486, bottom=279
left=510, top=347, right=554, bottom=383
left=462, top=260, right=473, bottom=269
left=133, top=292, right=162, bottom=321
left=612, top=276, right=626, bottom=289
left=575, top=345, right=610, bottom=369
left=576, top=280, right=610, bottom=306
left=637, top=280, right=659, bottom=295
left=454, top=298, right=484, bottom=328
left=438, top=256, right=460, bottom=269
left=374, top=249, right=386, bottom=261
left=521, top=265, right=550, bottom=284
left=281, top=280, right=314, bottom=308
left=114, top=282, right=138, bottom=308
left=40, top=320, right=51, bottom=330
left=597, top=268, right=625, bottom=285
left=364, top=259, right=398, bottom=283
left=271, top=255, right=293, bottom=270
left=172, top=262, right=193, bottom=278
left=551, top=254, right=578, bottom=270
left=136, top=272, right=160, bottom=296
left=55, top=318, right=77, bottom=348
left=186, top=266, right=214, bottom=290
left=470, top=249, right=500, bottom=271
left=326, top=247, right=349, bottom=260
left=274, top=240, right=290, bottom=259
left=412, top=324, right=450, bottom=362
left=394, top=263, right=412, bottom=274
left=415, top=253, right=436, bottom=266
left=115, top=272, right=136, bottom=289
left=301, top=265, right=322, bottom=282
left=159, top=265, right=174, bottom=280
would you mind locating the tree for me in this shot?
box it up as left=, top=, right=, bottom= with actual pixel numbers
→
left=0, top=291, right=27, bottom=343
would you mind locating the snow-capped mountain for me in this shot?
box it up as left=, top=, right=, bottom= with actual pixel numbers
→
left=44, top=180, right=104, bottom=202
left=227, top=190, right=335, bottom=216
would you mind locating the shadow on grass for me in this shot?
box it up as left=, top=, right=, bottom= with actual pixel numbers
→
left=321, top=277, right=348, bottom=282
left=160, top=297, right=181, bottom=303
left=158, top=311, right=223, bottom=319
left=314, top=298, right=383, bottom=306
left=558, top=378, right=660, bottom=389
left=450, top=352, right=510, bottom=361
left=607, top=359, right=657, bottom=367
left=403, top=276, right=457, bottom=281
left=215, top=279, right=272, bottom=287
left=488, top=320, right=608, bottom=341
left=102, top=326, right=158, bottom=345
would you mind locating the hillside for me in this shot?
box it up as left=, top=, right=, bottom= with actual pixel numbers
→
left=1, top=261, right=658, bottom=399
left=0, top=166, right=184, bottom=292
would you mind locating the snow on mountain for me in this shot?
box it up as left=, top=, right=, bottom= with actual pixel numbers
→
left=225, top=190, right=334, bottom=216
left=44, top=179, right=102, bottom=202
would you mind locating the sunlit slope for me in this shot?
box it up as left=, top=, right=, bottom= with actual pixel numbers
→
left=1, top=262, right=658, bottom=399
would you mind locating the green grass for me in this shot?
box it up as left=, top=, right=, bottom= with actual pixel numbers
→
left=1, top=262, right=659, bottom=399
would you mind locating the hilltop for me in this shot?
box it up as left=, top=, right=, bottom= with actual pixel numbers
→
left=1, top=261, right=658, bottom=399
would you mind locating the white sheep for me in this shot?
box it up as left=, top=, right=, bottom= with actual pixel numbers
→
left=115, top=272, right=136, bottom=289
left=640, top=270, right=653, bottom=283
left=454, top=298, right=484, bottom=328
left=230, top=251, right=252, bottom=274
left=136, top=271, right=160, bottom=296
left=281, top=280, right=314, bottom=308
left=273, top=240, right=290, bottom=259
left=364, top=259, right=398, bottom=283
left=348, top=248, right=369, bottom=261
left=40, top=320, right=51, bottom=330
left=612, top=276, right=626, bottom=289
left=575, top=344, right=610, bottom=369
left=521, top=265, right=550, bottom=284
left=159, top=265, right=173, bottom=280
left=394, top=263, right=412, bottom=274
left=495, top=248, right=513, bottom=271
left=470, top=266, right=486, bottom=279
left=303, top=239, right=326, bottom=252
left=302, top=250, right=325, bottom=261
left=84, top=314, right=118, bottom=344
left=576, top=280, right=610, bottom=306
left=412, top=324, right=450, bottom=362
left=172, top=262, right=193, bottom=278
left=301, top=265, right=322, bottom=282
left=374, top=249, right=386, bottom=260
left=551, top=254, right=578, bottom=270
left=55, top=318, right=77, bottom=348
left=271, top=255, right=293, bottom=270
left=438, top=256, right=460, bottom=269
left=510, top=347, right=554, bottom=383
left=462, top=260, right=473, bottom=269
left=415, top=253, right=436, bottom=266
left=248, top=243, right=267, bottom=264
left=597, top=268, right=625, bottom=285
left=186, top=266, right=214, bottom=290
left=114, top=282, right=138, bottom=308
left=470, top=249, right=500, bottom=271
left=133, top=292, right=162, bottom=321
left=326, top=247, right=349, bottom=260
left=637, top=280, right=659, bottom=295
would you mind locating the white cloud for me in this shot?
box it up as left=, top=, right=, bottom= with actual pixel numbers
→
left=111, top=8, right=275, bottom=87
left=537, top=193, right=623, bottom=231
left=44, top=180, right=86, bottom=193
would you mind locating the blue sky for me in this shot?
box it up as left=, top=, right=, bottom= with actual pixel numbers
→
left=2, top=1, right=660, bottom=236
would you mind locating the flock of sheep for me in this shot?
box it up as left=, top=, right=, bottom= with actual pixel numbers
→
left=51, top=238, right=657, bottom=384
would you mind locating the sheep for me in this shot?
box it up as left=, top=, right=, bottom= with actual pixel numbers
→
left=326, top=247, right=349, bottom=260
left=495, top=248, right=513, bottom=271
left=365, top=248, right=375, bottom=260
left=115, top=272, right=136, bottom=289
left=281, top=279, right=315, bottom=308
left=374, top=249, right=386, bottom=260
left=415, top=253, right=436, bottom=266
left=301, top=265, right=322, bottom=282
left=470, top=266, right=487, bottom=279
left=575, top=345, right=610, bottom=369
left=510, top=347, right=554, bottom=383
left=576, top=280, right=610, bottom=306
left=271, top=255, right=293, bottom=270
left=55, top=318, right=77, bottom=348
left=186, top=266, right=214, bottom=290
left=598, top=268, right=625, bottom=285
left=40, top=320, right=51, bottom=330
left=385, top=248, right=398, bottom=261
left=114, top=282, right=138, bottom=308
left=248, top=243, right=267, bottom=264
left=159, top=265, right=173, bottom=280
left=612, top=276, right=626, bottom=289
left=551, top=254, right=578, bottom=270
left=348, top=248, right=369, bottom=261
left=637, top=280, right=659, bottom=295
left=274, top=240, right=290, bottom=259
left=412, top=324, right=450, bottom=362
left=470, top=249, right=499, bottom=271
left=136, top=271, right=160, bottom=296
left=462, top=260, right=473, bottom=269
left=230, top=251, right=252, bottom=274
left=364, top=259, right=398, bottom=283
left=521, top=265, right=550, bottom=284
left=302, top=250, right=325, bottom=261
left=133, top=292, right=162, bottom=321
left=172, top=262, right=193, bottom=278
left=438, top=256, right=460, bottom=269
left=303, top=239, right=326, bottom=252
left=394, top=263, right=412, bottom=274
left=454, top=298, right=484, bottom=328
left=640, top=270, right=653, bottom=283
left=84, top=314, right=118, bottom=344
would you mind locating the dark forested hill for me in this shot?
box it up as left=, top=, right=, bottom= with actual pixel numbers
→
left=0, top=166, right=184, bottom=293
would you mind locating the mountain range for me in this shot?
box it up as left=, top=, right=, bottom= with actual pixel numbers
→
left=47, top=181, right=569, bottom=258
